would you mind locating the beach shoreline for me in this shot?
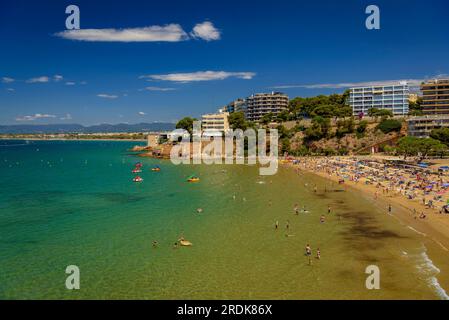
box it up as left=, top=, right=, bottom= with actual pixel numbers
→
left=283, top=157, right=449, bottom=252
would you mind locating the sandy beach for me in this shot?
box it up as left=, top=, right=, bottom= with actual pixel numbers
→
left=284, top=157, right=449, bottom=252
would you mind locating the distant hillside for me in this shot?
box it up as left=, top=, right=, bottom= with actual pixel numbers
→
left=0, top=123, right=175, bottom=134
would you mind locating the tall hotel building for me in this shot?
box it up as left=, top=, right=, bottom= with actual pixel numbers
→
left=349, top=82, right=410, bottom=116
left=245, top=92, right=289, bottom=122
left=223, top=98, right=247, bottom=114
left=421, top=79, right=449, bottom=114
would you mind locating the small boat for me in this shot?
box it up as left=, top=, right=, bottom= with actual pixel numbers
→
left=151, top=166, right=161, bottom=172
left=187, top=174, right=200, bottom=182
left=132, top=169, right=142, bottom=173
left=133, top=176, right=143, bottom=182
left=179, top=239, right=193, bottom=246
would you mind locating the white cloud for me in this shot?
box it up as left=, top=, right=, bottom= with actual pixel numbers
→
left=65, top=82, right=76, bottom=86
left=138, top=111, right=146, bottom=116
left=97, top=93, right=119, bottom=99
left=143, top=86, right=176, bottom=91
left=190, top=21, right=220, bottom=41
left=272, top=74, right=449, bottom=90
left=16, top=113, right=56, bottom=121
left=140, top=71, right=256, bottom=83
left=54, top=75, right=64, bottom=82
left=6, top=88, right=15, bottom=92
left=55, top=24, right=189, bottom=42
left=26, top=76, right=50, bottom=83
left=2, top=77, right=15, bottom=83
left=60, top=113, right=72, bottom=120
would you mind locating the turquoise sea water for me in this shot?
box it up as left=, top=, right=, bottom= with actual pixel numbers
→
left=1, top=140, right=448, bottom=299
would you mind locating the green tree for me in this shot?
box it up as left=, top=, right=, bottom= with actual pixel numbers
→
left=430, top=127, right=449, bottom=145
left=377, top=119, right=402, bottom=134
left=397, top=137, right=420, bottom=159
left=228, top=112, right=248, bottom=130
left=418, top=138, right=447, bottom=161
left=281, top=137, right=291, bottom=154
left=276, top=110, right=291, bottom=122
left=176, top=117, right=196, bottom=134
left=260, top=113, right=274, bottom=125
left=304, top=116, right=331, bottom=142
left=356, top=120, right=368, bottom=137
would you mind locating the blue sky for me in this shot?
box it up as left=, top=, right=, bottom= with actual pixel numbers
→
left=1, top=0, right=448, bottom=125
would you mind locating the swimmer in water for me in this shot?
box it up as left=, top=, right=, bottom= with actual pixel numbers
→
left=196, top=208, right=203, bottom=213
left=294, top=204, right=299, bottom=215
left=152, top=241, right=159, bottom=248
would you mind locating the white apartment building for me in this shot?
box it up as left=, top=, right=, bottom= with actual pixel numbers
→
left=349, top=82, right=410, bottom=116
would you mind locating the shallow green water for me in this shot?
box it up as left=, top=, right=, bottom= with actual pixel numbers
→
left=0, top=140, right=447, bottom=299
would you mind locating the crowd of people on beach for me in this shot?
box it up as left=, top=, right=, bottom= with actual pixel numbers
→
left=291, top=156, right=449, bottom=218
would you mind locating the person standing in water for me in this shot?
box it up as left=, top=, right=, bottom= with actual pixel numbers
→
left=294, top=204, right=299, bottom=215
left=316, top=248, right=321, bottom=260
left=275, top=220, right=279, bottom=230
left=327, top=206, right=331, bottom=214
left=305, top=244, right=312, bottom=265
left=388, top=204, right=392, bottom=214
left=286, top=220, right=290, bottom=230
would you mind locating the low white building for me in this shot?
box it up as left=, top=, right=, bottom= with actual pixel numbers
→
left=201, top=112, right=230, bottom=135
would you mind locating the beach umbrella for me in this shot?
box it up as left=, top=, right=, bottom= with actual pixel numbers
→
left=442, top=183, right=449, bottom=187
